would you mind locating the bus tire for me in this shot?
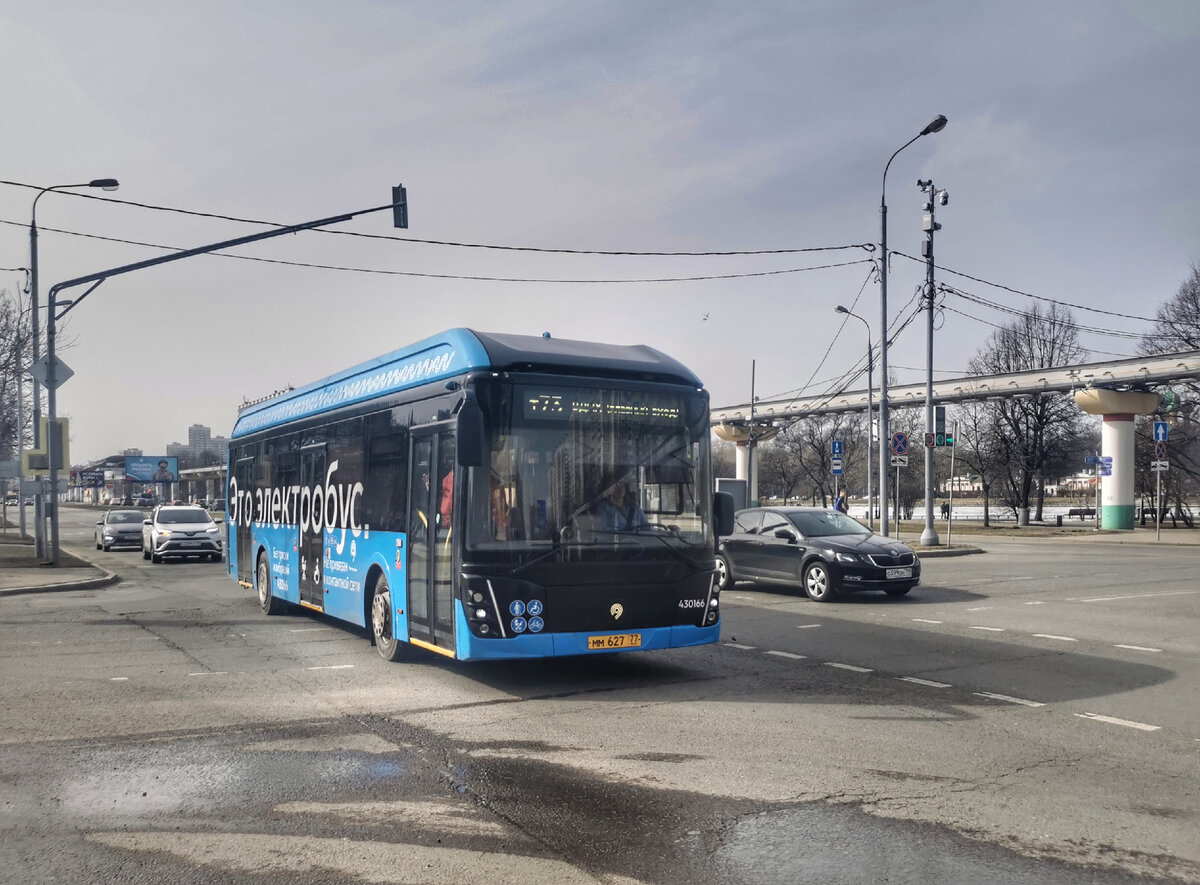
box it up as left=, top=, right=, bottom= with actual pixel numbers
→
left=370, top=574, right=404, bottom=662
left=258, top=552, right=286, bottom=615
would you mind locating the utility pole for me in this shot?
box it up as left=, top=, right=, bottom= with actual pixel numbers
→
left=918, top=179, right=948, bottom=547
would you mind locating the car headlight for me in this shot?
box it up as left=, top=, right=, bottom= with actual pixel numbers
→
left=835, top=552, right=862, bottom=564
left=205, top=526, right=219, bottom=533
left=157, top=529, right=171, bottom=537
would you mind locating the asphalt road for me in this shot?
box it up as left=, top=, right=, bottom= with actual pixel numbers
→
left=0, top=509, right=1196, bottom=884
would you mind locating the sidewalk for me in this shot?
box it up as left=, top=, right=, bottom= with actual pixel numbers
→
left=0, top=535, right=119, bottom=596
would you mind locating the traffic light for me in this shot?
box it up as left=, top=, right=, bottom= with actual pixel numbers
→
left=934, top=405, right=946, bottom=436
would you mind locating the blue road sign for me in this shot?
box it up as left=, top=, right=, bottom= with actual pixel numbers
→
left=1154, top=421, right=1169, bottom=442
left=831, top=439, right=844, bottom=455
left=890, top=432, right=909, bottom=456
left=1084, top=455, right=1099, bottom=464
left=831, top=457, right=844, bottom=476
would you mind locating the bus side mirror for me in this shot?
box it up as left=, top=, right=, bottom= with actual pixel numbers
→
left=713, top=491, right=735, bottom=537
left=456, top=391, right=485, bottom=467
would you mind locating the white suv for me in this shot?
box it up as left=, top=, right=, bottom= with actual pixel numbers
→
left=142, top=505, right=223, bottom=563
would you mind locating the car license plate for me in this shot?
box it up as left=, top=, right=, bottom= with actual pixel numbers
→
left=588, top=633, right=642, bottom=650
left=886, top=567, right=912, bottom=579
left=180, top=541, right=201, bottom=547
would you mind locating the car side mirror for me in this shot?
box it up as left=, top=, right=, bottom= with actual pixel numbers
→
left=143, top=519, right=151, bottom=525
left=774, top=528, right=798, bottom=542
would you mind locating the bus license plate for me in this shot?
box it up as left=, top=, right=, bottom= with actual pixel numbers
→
left=886, top=567, right=912, bottom=579
left=588, top=633, right=642, bottom=650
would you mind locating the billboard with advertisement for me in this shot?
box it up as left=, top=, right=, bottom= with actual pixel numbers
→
left=125, top=456, right=179, bottom=483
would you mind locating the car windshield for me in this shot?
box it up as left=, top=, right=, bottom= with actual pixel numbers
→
left=107, top=510, right=143, bottom=523
left=157, top=508, right=212, bottom=524
left=787, top=510, right=872, bottom=538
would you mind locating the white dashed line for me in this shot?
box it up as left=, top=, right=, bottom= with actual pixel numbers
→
left=305, top=664, right=355, bottom=671
left=765, top=651, right=807, bottom=660
left=969, top=626, right=1005, bottom=632
left=974, top=692, right=1045, bottom=707
left=110, top=677, right=128, bottom=682
left=289, top=628, right=330, bottom=633
left=965, top=606, right=992, bottom=612
left=911, top=618, right=943, bottom=624
left=732, top=595, right=754, bottom=600
left=1071, top=590, right=1199, bottom=603
left=796, top=624, right=821, bottom=629
left=1114, top=644, right=1162, bottom=653
left=1023, top=601, right=1046, bottom=605
left=1033, top=634, right=1078, bottom=642
left=726, top=643, right=757, bottom=650
left=1075, top=713, right=1160, bottom=732
left=897, top=676, right=951, bottom=688
left=825, top=662, right=873, bottom=673
left=188, top=672, right=229, bottom=677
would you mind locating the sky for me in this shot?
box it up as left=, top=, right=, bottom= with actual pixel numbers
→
left=2, top=0, right=1198, bottom=464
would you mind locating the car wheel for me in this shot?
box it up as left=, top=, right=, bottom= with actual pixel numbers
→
left=804, top=561, right=837, bottom=602
left=370, top=574, right=404, bottom=662
left=884, top=585, right=913, bottom=597
left=142, top=545, right=150, bottom=561
left=96, top=537, right=102, bottom=550
left=258, top=552, right=286, bottom=615
left=102, top=543, right=111, bottom=552
left=715, top=554, right=734, bottom=591
left=151, top=549, right=163, bottom=563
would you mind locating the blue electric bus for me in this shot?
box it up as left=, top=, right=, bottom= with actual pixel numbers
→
left=227, top=329, right=733, bottom=662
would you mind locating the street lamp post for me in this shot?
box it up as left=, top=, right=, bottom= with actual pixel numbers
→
left=836, top=305, right=873, bottom=529
left=878, top=115, right=946, bottom=537
left=29, top=179, right=119, bottom=558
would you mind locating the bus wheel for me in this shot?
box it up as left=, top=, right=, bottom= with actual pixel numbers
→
left=371, top=575, right=404, bottom=662
left=258, top=552, right=285, bottom=615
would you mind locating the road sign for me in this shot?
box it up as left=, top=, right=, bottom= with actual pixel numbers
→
left=1084, top=455, right=1099, bottom=464
left=831, top=440, right=844, bottom=456
left=1155, top=440, right=1167, bottom=459
left=1153, top=420, right=1169, bottom=442
left=924, top=433, right=935, bottom=448
left=1151, top=460, right=1169, bottom=472
left=831, top=457, right=844, bottom=475
left=890, top=432, right=909, bottom=456
left=29, top=354, right=74, bottom=390
left=890, top=454, right=909, bottom=467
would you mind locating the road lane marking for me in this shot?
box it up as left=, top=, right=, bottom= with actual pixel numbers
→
left=732, top=595, right=754, bottom=600
left=1114, top=644, right=1162, bottom=653
left=110, top=677, right=128, bottom=681
left=897, top=676, right=951, bottom=688
left=726, top=643, right=757, bottom=650
left=966, top=606, right=992, bottom=612
left=974, top=692, right=1045, bottom=707
left=289, top=628, right=331, bottom=633
left=1075, top=713, right=1160, bottom=732
left=826, top=662, right=873, bottom=673
left=912, top=618, right=943, bottom=624
left=1071, top=590, right=1199, bottom=603
left=305, top=664, right=355, bottom=671
left=188, top=672, right=229, bottom=677
left=1024, top=601, right=1046, bottom=605
left=796, top=624, right=821, bottom=629
left=1033, top=634, right=1078, bottom=642
left=765, top=651, right=806, bottom=660
left=969, top=626, right=1005, bottom=632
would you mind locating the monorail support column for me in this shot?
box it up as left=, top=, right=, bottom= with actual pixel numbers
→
left=1074, top=389, right=1159, bottom=531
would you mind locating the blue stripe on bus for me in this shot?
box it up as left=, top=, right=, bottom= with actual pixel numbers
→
left=232, top=328, right=492, bottom=438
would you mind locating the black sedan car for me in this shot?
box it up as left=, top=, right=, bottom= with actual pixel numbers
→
left=94, top=509, right=146, bottom=551
left=716, top=507, right=920, bottom=601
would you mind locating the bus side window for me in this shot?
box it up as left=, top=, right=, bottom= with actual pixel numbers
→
left=363, top=411, right=409, bottom=533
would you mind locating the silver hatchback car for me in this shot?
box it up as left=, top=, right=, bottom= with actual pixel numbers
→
left=95, top=509, right=145, bottom=551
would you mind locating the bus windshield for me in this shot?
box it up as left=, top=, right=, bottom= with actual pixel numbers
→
left=466, top=381, right=713, bottom=551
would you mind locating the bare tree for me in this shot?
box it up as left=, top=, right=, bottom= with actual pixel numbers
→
left=0, top=288, right=32, bottom=465
left=968, top=303, right=1089, bottom=522
left=1139, top=262, right=1200, bottom=515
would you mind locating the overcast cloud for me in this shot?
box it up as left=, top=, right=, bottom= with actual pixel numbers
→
left=2, top=1, right=1198, bottom=462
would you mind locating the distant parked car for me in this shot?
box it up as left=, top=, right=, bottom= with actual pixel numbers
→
left=134, top=494, right=157, bottom=508
left=716, top=506, right=921, bottom=601
left=142, top=505, right=223, bottom=563
left=208, top=498, right=225, bottom=513
left=95, top=509, right=145, bottom=551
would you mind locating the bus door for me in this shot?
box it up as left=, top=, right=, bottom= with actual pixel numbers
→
left=407, top=428, right=456, bottom=650
left=233, top=455, right=254, bottom=580
left=299, top=441, right=327, bottom=608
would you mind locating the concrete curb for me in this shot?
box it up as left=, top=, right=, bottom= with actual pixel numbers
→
left=0, top=546, right=121, bottom=597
